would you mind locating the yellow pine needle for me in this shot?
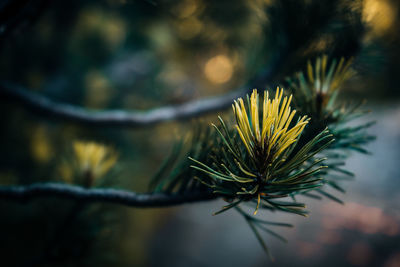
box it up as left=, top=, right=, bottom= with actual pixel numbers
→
left=233, top=88, right=309, bottom=164
left=254, top=193, right=261, bottom=215
left=235, top=159, right=257, bottom=177
left=305, top=55, right=354, bottom=97
left=236, top=125, right=254, bottom=158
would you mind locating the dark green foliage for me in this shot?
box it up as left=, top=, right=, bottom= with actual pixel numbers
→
left=149, top=123, right=214, bottom=194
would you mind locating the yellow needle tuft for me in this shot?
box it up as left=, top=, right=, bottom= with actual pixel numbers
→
left=73, top=141, right=118, bottom=181
left=233, top=88, right=309, bottom=162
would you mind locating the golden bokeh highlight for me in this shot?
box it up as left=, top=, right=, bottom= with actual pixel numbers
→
left=176, top=17, right=203, bottom=40
left=172, top=0, right=200, bottom=19
left=75, top=8, right=127, bottom=49
left=102, top=16, right=126, bottom=48
left=363, top=0, right=396, bottom=37
left=204, top=55, right=233, bottom=84
left=85, top=70, right=114, bottom=108
left=30, top=126, right=53, bottom=164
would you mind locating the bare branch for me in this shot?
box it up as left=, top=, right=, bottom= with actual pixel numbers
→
left=0, top=53, right=283, bottom=128
left=0, top=183, right=218, bottom=207
left=0, top=82, right=246, bottom=127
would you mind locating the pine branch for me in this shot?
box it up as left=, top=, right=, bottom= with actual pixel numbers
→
left=0, top=183, right=217, bottom=207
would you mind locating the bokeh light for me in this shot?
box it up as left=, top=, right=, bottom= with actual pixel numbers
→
left=204, top=54, right=234, bottom=84
left=363, top=0, right=396, bottom=37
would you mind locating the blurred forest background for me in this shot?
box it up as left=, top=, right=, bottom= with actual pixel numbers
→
left=0, top=0, right=400, bottom=266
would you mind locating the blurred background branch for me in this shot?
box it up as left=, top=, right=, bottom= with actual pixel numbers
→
left=0, top=51, right=283, bottom=127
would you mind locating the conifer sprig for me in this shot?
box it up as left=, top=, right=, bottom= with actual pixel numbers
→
left=286, top=55, right=375, bottom=200
left=190, top=88, right=333, bottom=215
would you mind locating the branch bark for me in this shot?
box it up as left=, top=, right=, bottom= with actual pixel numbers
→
left=0, top=183, right=218, bottom=207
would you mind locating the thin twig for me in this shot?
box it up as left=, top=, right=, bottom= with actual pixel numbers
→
left=0, top=183, right=218, bottom=207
